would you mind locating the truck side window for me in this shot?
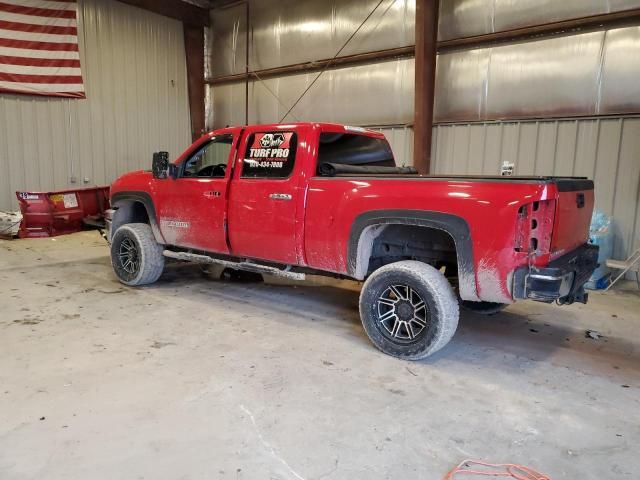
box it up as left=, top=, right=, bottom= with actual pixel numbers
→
left=241, top=132, right=297, bottom=179
left=317, top=133, right=395, bottom=175
left=182, top=135, right=233, bottom=178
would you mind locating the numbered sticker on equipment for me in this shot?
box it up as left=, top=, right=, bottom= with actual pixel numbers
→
left=63, top=193, right=78, bottom=209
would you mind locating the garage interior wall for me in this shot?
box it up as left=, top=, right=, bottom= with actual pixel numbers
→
left=207, top=0, right=640, bottom=265
left=0, top=0, right=191, bottom=211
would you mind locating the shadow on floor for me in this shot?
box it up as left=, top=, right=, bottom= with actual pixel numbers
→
left=149, top=263, right=640, bottom=379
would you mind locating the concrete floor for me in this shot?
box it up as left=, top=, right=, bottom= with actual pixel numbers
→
left=0, top=231, right=638, bottom=480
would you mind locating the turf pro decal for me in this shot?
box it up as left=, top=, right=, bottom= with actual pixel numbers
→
left=246, top=132, right=294, bottom=168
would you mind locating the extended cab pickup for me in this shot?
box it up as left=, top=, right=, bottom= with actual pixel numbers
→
left=107, top=123, right=598, bottom=360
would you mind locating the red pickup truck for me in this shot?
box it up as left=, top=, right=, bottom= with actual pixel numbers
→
left=107, top=123, right=598, bottom=360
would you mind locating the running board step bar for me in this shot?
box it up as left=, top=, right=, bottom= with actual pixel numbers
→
left=163, top=250, right=306, bottom=281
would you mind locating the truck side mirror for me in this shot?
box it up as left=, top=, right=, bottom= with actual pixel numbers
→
left=152, top=151, right=172, bottom=179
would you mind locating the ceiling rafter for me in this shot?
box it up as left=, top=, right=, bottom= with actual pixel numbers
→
left=116, top=0, right=210, bottom=26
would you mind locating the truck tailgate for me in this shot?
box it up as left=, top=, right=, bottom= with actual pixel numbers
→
left=551, top=180, right=594, bottom=256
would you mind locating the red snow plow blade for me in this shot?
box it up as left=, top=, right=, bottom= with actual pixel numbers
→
left=16, top=186, right=110, bottom=238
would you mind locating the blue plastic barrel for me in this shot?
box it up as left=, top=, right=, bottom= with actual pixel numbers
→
left=585, top=211, right=613, bottom=290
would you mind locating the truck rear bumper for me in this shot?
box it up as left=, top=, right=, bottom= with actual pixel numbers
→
left=512, top=243, right=599, bottom=305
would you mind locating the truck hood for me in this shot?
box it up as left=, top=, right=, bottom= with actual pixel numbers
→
left=110, top=170, right=153, bottom=195
left=115, top=169, right=150, bottom=181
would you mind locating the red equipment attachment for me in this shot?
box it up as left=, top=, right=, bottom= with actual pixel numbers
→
left=16, top=186, right=110, bottom=238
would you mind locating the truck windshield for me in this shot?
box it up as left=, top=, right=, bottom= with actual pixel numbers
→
left=317, top=133, right=395, bottom=174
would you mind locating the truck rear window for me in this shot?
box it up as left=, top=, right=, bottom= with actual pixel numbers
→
left=317, top=133, right=395, bottom=175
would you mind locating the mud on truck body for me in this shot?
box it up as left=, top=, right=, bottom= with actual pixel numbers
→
left=106, top=123, right=598, bottom=360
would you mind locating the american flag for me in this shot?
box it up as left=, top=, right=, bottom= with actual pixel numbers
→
left=0, top=0, right=84, bottom=98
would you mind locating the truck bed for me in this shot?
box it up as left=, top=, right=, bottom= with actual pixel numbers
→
left=315, top=173, right=593, bottom=191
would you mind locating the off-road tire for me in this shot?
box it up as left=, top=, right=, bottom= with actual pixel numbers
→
left=359, top=260, right=459, bottom=360
left=111, top=223, right=164, bottom=286
left=461, top=301, right=508, bottom=315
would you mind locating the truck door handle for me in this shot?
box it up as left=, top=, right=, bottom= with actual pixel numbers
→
left=269, top=193, right=292, bottom=201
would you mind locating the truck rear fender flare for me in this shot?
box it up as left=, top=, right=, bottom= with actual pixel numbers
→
left=110, top=191, right=165, bottom=244
left=348, top=210, right=479, bottom=301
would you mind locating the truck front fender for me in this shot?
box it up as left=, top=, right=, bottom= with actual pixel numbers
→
left=110, top=191, right=165, bottom=244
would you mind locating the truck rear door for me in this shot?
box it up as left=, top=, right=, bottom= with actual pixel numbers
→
left=227, top=127, right=304, bottom=265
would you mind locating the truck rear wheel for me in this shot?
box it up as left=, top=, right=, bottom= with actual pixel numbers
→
left=359, top=260, right=459, bottom=360
left=111, top=223, right=164, bottom=286
left=461, top=301, right=508, bottom=315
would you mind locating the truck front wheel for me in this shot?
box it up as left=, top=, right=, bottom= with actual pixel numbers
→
left=111, top=223, right=164, bottom=286
left=359, top=260, right=459, bottom=360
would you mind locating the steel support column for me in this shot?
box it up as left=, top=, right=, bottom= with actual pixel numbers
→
left=413, top=0, right=439, bottom=175
left=184, top=25, right=206, bottom=141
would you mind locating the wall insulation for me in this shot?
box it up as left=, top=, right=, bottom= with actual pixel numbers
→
left=435, top=27, right=640, bottom=122
left=0, top=0, right=191, bottom=211
left=208, top=0, right=640, bottom=76
left=208, top=0, right=416, bottom=78
left=211, top=58, right=414, bottom=127
left=210, top=25, right=640, bottom=127
left=438, top=0, right=640, bottom=40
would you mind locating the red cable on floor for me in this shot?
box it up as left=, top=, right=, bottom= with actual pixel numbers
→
left=444, top=459, right=551, bottom=480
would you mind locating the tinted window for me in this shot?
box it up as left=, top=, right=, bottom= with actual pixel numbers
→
left=182, top=135, right=233, bottom=178
left=317, top=133, right=395, bottom=174
left=241, top=132, right=297, bottom=178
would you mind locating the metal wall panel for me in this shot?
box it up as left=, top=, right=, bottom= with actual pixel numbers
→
left=0, top=0, right=191, bottom=211
left=438, top=0, right=640, bottom=40
left=209, top=0, right=640, bottom=65
left=432, top=117, right=640, bottom=264
left=211, top=82, right=247, bottom=127
left=208, top=3, right=246, bottom=78
left=208, top=0, right=415, bottom=77
left=211, top=25, right=640, bottom=127
left=434, top=49, right=489, bottom=121
left=211, top=58, right=414, bottom=128
left=486, top=32, right=604, bottom=118
left=208, top=1, right=640, bottom=124
left=599, top=27, right=640, bottom=114
left=493, top=0, right=626, bottom=32
left=438, top=0, right=495, bottom=41
left=434, top=27, right=640, bottom=122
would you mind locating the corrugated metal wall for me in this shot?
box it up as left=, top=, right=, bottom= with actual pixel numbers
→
left=208, top=0, right=640, bottom=76
left=210, top=25, right=640, bottom=127
left=438, top=0, right=640, bottom=40
left=434, top=27, right=640, bottom=122
left=211, top=58, right=414, bottom=127
left=432, top=118, right=640, bottom=262
left=0, top=0, right=191, bottom=211
left=208, top=0, right=415, bottom=78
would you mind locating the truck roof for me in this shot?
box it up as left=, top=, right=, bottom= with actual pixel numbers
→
left=212, top=122, right=386, bottom=139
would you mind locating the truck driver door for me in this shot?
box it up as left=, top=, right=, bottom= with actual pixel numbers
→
left=155, top=133, right=237, bottom=254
